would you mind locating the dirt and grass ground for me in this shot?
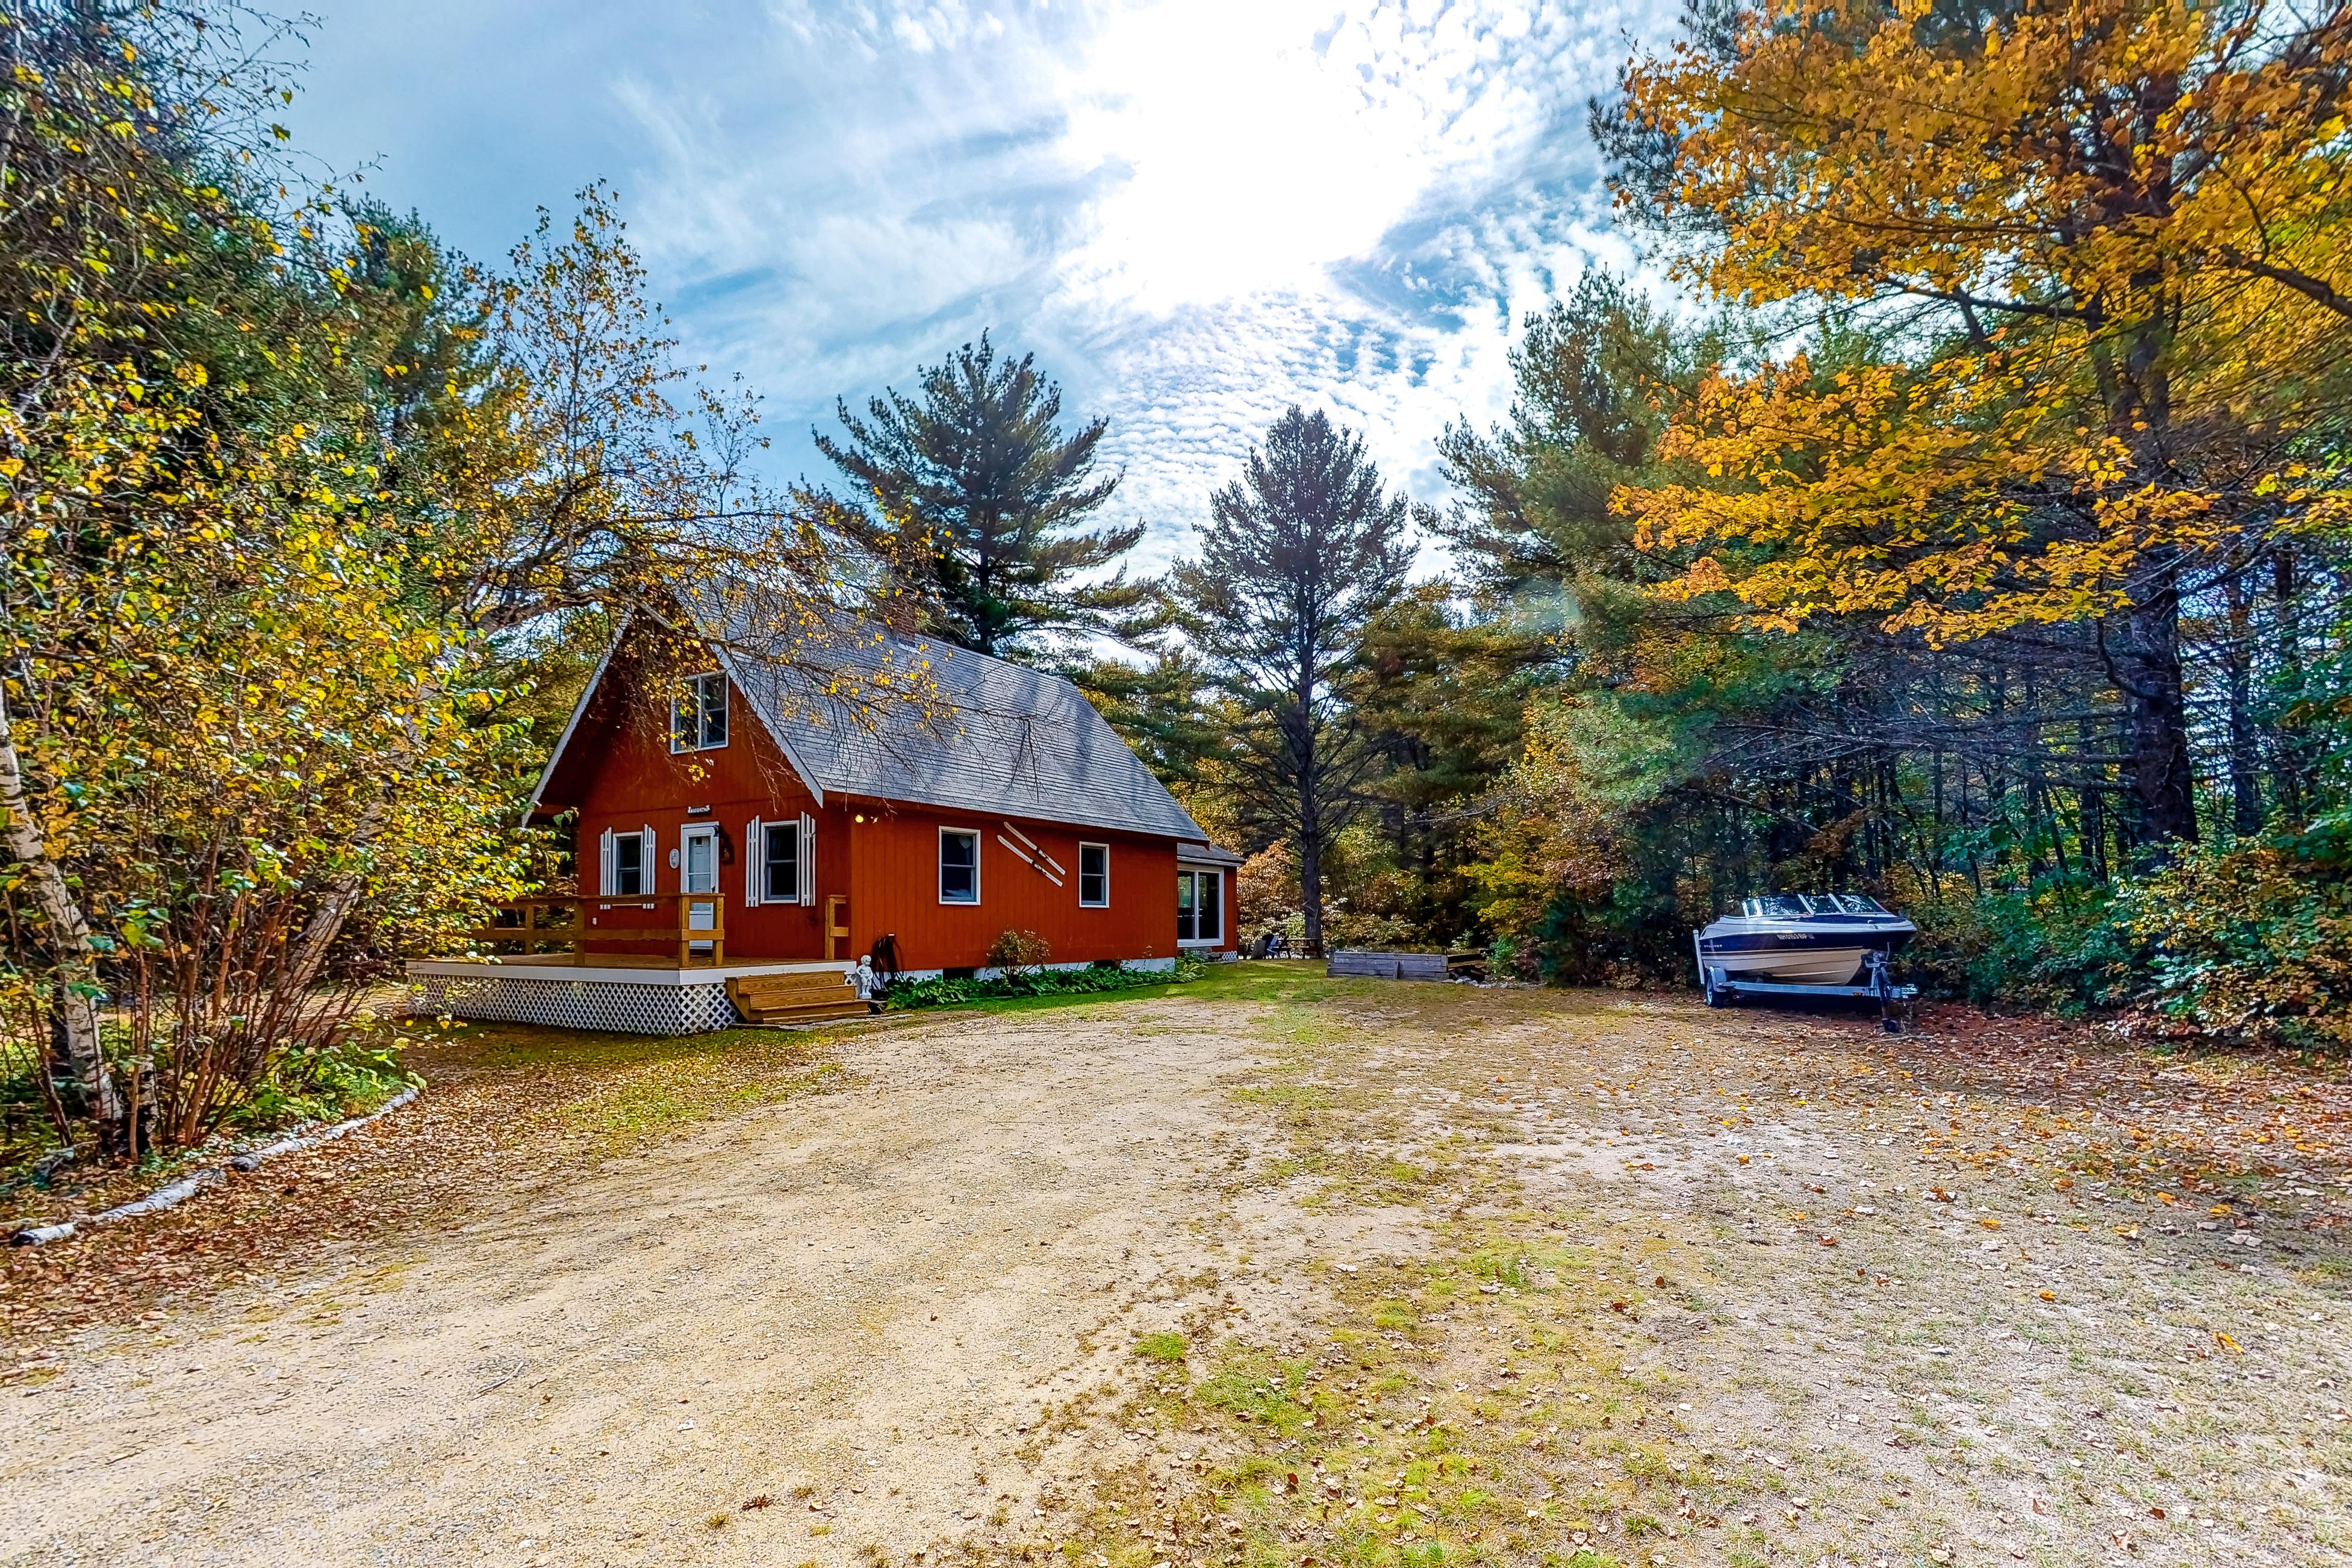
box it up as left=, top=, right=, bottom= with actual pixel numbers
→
left=4, top=962, right=2350, bottom=1566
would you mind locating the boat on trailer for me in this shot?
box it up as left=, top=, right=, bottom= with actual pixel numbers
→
left=1694, top=894, right=1920, bottom=1029
left=1697, top=894, right=1915, bottom=986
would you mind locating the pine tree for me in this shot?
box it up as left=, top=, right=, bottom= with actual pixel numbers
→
left=807, top=333, right=1154, bottom=659
left=1174, top=408, right=1417, bottom=953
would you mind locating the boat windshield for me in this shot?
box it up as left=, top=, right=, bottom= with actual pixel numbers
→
left=1743, top=895, right=1814, bottom=918
left=1740, top=894, right=1891, bottom=916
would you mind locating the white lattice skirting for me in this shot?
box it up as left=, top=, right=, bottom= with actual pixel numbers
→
left=411, top=972, right=741, bottom=1035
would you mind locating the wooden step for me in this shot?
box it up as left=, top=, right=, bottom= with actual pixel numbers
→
left=727, top=971, right=863, bottom=1026
left=734, top=989, right=860, bottom=1011
left=738, top=998, right=870, bottom=1025
left=734, top=984, right=858, bottom=1010
left=733, top=973, right=856, bottom=1001
left=737, top=984, right=858, bottom=1001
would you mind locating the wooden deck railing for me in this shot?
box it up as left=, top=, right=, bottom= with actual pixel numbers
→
left=453, top=894, right=726, bottom=968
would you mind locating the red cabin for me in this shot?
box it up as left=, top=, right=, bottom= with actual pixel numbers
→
left=409, top=610, right=1240, bottom=1034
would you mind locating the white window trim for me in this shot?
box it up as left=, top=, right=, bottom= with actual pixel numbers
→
left=798, top=812, right=817, bottom=907
left=670, top=670, right=729, bottom=754
left=1078, top=841, right=1110, bottom=907
left=739, top=814, right=817, bottom=906
left=938, top=826, right=982, bottom=906
left=747, top=817, right=805, bottom=907
left=1176, top=865, right=1224, bottom=946
left=600, top=824, right=653, bottom=898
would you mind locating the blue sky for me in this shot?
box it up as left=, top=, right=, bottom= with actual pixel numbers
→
left=288, top=1, right=1665, bottom=571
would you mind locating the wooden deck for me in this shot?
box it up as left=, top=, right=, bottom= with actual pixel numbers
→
left=408, top=956, right=845, bottom=981
left=447, top=894, right=727, bottom=967
left=488, top=953, right=717, bottom=971
left=405, top=955, right=854, bottom=1034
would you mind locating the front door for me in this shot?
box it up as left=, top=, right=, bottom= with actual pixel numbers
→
left=681, top=826, right=720, bottom=954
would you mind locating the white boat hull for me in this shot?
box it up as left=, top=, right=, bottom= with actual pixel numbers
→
left=1697, top=906, right=1914, bottom=991
left=1704, top=945, right=1871, bottom=986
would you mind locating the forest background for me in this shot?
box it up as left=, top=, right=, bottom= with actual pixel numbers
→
left=4, top=0, right=2350, bottom=1162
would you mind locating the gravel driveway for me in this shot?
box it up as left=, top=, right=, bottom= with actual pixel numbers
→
left=5, top=965, right=2348, bottom=1566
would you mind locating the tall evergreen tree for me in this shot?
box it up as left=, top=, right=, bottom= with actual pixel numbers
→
left=1174, top=408, right=1417, bottom=952
left=806, top=333, right=1153, bottom=659
left=1353, top=587, right=1543, bottom=944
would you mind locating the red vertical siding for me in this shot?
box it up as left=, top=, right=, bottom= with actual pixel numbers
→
left=843, top=804, right=1179, bottom=971
left=564, top=680, right=838, bottom=961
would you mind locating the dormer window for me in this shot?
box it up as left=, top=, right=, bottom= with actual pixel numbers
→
left=671, top=671, right=729, bottom=752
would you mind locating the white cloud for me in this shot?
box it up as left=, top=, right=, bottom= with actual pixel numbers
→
left=291, top=0, right=1681, bottom=573
left=1012, top=1, right=1649, bottom=568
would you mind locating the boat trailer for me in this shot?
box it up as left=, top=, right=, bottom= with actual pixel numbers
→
left=1694, top=933, right=1918, bottom=1032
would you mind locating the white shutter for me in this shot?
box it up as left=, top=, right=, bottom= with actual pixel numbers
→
left=798, top=812, right=817, bottom=906
left=642, top=826, right=655, bottom=892
left=744, top=818, right=764, bottom=906
left=598, top=827, right=615, bottom=896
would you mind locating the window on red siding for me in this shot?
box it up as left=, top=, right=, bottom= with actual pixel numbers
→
left=670, top=671, right=729, bottom=751
left=940, top=829, right=980, bottom=904
left=762, top=821, right=800, bottom=902
left=612, top=832, right=646, bottom=897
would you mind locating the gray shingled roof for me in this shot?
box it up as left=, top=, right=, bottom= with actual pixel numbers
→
left=703, top=600, right=1207, bottom=842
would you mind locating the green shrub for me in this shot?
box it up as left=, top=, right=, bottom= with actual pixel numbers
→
left=2124, top=812, right=2352, bottom=1050
left=884, top=953, right=1207, bottom=1011
left=1906, top=876, right=2144, bottom=1013
left=226, top=1037, right=418, bottom=1133
left=983, top=928, right=1052, bottom=976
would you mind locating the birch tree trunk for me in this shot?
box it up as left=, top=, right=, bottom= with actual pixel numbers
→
left=0, top=686, right=122, bottom=1136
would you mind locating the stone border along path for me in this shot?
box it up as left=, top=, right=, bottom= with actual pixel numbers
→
left=8, top=1083, right=422, bottom=1248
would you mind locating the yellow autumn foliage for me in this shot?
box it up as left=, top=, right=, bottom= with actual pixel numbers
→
left=1612, top=0, right=2352, bottom=641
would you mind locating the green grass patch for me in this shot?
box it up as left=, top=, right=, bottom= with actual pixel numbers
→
left=1192, top=1345, right=1313, bottom=1431
left=1233, top=1080, right=1335, bottom=1112
left=1134, top=1331, right=1188, bottom=1363
left=1467, top=1246, right=1531, bottom=1289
